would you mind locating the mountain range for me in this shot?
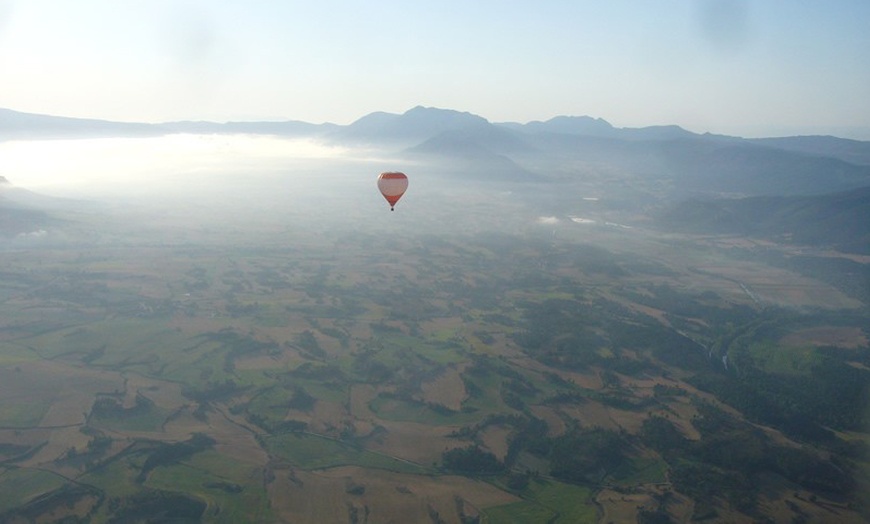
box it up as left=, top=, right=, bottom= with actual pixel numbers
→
left=2, top=105, right=868, bottom=158
left=2, top=106, right=870, bottom=251
left=4, top=105, right=870, bottom=190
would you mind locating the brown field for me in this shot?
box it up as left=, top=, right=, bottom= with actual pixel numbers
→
left=508, top=355, right=604, bottom=390
left=608, top=295, right=672, bottom=326
left=204, top=406, right=271, bottom=466
left=780, top=326, right=869, bottom=349
left=610, top=229, right=866, bottom=311
left=688, top=260, right=861, bottom=309
left=654, top=397, right=702, bottom=440
left=752, top=283, right=860, bottom=308
left=596, top=488, right=661, bottom=523
left=364, top=420, right=465, bottom=465
left=1, top=361, right=125, bottom=467
left=419, top=364, right=468, bottom=411
left=267, top=465, right=519, bottom=524
left=562, top=394, right=681, bottom=437
left=478, top=424, right=512, bottom=461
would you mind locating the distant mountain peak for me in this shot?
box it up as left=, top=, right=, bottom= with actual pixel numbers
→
left=509, top=116, right=698, bottom=140
left=545, top=115, right=612, bottom=127
left=403, top=105, right=488, bottom=120
left=333, top=106, right=492, bottom=144
left=512, top=115, right=613, bottom=135
left=398, top=106, right=490, bottom=131
left=0, top=176, right=9, bottom=185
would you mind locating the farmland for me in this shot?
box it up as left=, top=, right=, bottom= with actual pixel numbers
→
left=0, top=192, right=868, bottom=523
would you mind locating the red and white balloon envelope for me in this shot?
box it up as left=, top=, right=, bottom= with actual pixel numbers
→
left=377, top=172, right=408, bottom=211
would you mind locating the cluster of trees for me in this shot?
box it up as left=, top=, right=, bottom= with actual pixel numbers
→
left=286, top=385, right=316, bottom=411
left=442, top=446, right=504, bottom=475
left=689, top=357, right=869, bottom=443
left=546, top=428, right=628, bottom=484
left=294, top=329, right=326, bottom=359
left=689, top=315, right=870, bottom=444
left=183, top=378, right=247, bottom=404
left=90, top=392, right=153, bottom=420
left=200, top=329, right=278, bottom=373
left=640, top=403, right=858, bottom=514
left=513, top=298, right=609, bottom=371
left=136, top=433, right=216, bottom=483
left=105, top=490, right=206, bottom=523
left=245, top=412, right=307, bottom=434
left=513, top=295, right=715, bottom=375
left=444, top=414, right=631, bottom=488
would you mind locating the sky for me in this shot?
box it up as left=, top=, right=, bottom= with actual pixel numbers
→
left=1, top=0, right=869, bottom=139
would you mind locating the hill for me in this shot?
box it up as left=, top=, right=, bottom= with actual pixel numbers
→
left=0, top=108, right=330, bottom=139
left=327, top=105, right=492, bottom=145
left=0, top=108, right=160, bottom=139
left=403, top=131, right=537, bottom=182
left=652, top=139, right=870, bottom=196
left=750, top=135, right=870, bottom=166
left=502, top=115, right=699, bottom=141
left=0, top=177, right=94, bottom=239
left=0, top=177, right=52, bottom=236
left=655, top=186, right=870, bottom=253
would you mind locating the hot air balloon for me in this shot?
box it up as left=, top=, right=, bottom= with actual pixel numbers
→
left=377, top=172, right=408, bottom=211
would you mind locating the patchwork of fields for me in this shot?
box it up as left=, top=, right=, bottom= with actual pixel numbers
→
left=0, top=206, right=867, bottom=523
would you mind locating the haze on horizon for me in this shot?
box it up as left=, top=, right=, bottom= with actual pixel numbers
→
left=1, top=0, right=869, bottom=140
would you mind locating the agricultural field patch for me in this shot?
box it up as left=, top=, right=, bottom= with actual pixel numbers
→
left=265, top=432, right=428, bottom=474
left=266, top=465, right=516, bottom=523
left=744, top=342, right=820, bottom=376
left=0, top=467, right=68, bottom=513
left=780, top=325, right=868, bottom=349
left=145, top=459, right=271, bottom=523
left=485, top=477, right=596, bottom=523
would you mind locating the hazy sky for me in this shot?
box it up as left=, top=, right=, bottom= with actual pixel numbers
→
left=1, top=0, right=869, bottom=138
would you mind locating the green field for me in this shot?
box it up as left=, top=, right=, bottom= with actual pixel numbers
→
left=146, top=455, right=272, bottom=523
left=0, top=467, right=68, bottom=513
left=484, top=478, right=597, bottom=523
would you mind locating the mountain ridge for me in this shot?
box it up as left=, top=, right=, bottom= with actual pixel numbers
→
left=4, top=105, right=869, bottom=145
left=2, top=106, right=869, bottom=197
